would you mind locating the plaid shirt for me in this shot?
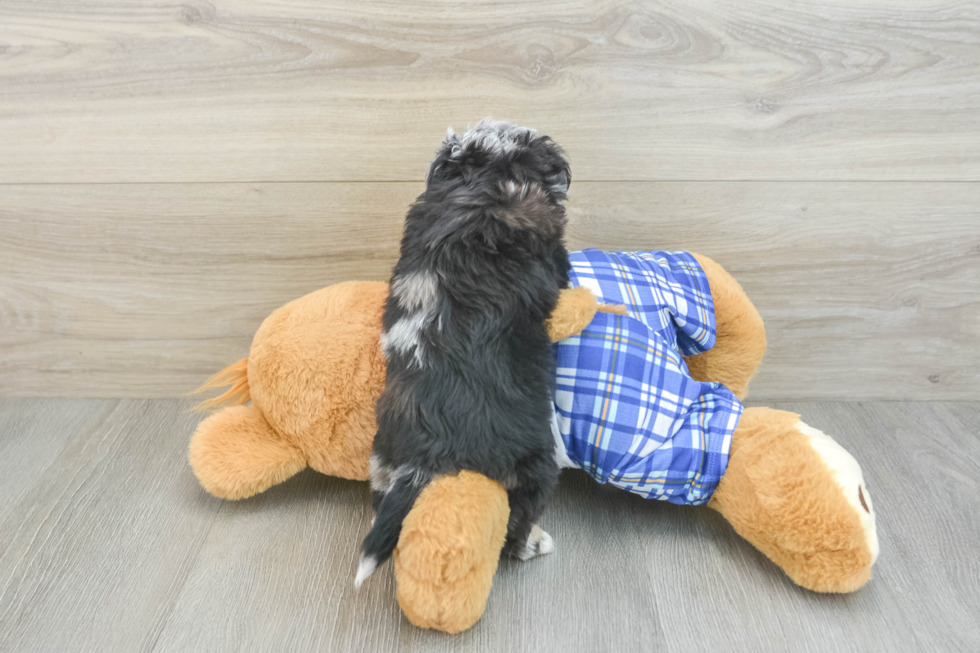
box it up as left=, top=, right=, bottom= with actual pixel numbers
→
left=552, top=250, right=743, bottom=505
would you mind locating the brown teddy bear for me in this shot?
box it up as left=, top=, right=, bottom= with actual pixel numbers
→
left=188, top=250, right=878, bottom=634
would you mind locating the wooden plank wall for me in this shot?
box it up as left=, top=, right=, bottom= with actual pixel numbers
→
left=1, top=0, right=978, bottom=399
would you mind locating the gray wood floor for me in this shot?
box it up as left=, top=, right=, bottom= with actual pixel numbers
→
left=0, top=399, right=977, bottom=652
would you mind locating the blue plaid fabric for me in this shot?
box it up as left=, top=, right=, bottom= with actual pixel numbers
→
left=553, top=250, right=743, bottom=505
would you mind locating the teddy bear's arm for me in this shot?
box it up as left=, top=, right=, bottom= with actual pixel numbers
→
left=546, top=287, right=625, bottom=342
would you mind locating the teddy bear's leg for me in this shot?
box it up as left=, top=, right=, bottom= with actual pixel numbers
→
left=684, top=253, right=766, bottom=400
left=189, top=405, right=307, bottom=500
left=709, top=407, right=879, bottom=593
left=393, top=471, right=510, bottom=634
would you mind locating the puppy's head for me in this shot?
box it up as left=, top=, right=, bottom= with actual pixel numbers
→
left=427, top=119, right=570, bottom=202
left=420, top=119, right=571, bottom=246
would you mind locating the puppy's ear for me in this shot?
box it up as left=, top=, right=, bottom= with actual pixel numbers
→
left=426, top=127, right=460, bottom=184
left=545, top=157, right=571, bottom=202
left=528, top=136, right=571, bottom=203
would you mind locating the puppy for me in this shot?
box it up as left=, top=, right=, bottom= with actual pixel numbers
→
left=355, top=119, right=571, bottom=587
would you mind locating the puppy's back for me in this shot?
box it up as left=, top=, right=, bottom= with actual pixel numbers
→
left=357, top=120, right=571, bottom=585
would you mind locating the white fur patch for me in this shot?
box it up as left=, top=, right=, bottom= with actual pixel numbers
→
left=369, top=454, right=393, bottom=493
left=391, top=270, right=438, bottom=313
left=381, top=272, right=440, bottom=367
left=380, top=312, right=430, bottom=366
left=503, top=179, right=530, bottom=199
left=797, top=420, right=879, bottom=564
left=518, top=524, right=555, bottom=561
left=372, top=461, right=427, bottom=496
left=354, top=554, right=377, bottom=589
left=389, top=465, right=427, bottom=488
left=451, top=118, right=537, bottom=158
left=391, top=465, right=424, bottom=486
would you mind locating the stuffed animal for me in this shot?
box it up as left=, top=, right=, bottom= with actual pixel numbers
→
left=189, top=249, right=879, bottom=634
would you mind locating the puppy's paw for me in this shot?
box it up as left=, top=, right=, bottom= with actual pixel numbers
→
left=518, top=524, right=555, bottom=561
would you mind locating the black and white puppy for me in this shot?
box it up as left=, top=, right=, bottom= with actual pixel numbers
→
left=355, top=119, right=571, bottom=587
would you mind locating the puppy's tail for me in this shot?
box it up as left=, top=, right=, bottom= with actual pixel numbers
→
left=355, top=471, right=429, bottom=588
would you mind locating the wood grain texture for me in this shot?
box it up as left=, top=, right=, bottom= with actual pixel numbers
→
left=819, top=401, right=980, bottom=653
left=0, top=399, right=109, bottom=528
left=2, top=181, right=977, bottom=400
left=1, top=0, right=978, bottom=183
left=569, top=182, right=980, bottom=401
left=0, top=399, right=978, bottom=651
left=0, top=399, right=223, bottom=652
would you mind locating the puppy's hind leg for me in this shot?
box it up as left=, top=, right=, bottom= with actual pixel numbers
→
left=368, top=452, right=397, bottom=526
left=503, top=453, right=559, bottom=561
left=518, top=524, right=555, bottom=561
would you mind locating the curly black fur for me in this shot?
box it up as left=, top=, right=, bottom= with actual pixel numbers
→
left=355, top=119, right=571, bottom=586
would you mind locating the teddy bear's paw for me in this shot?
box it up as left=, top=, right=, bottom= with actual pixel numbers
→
left=517, top=524, right=555, bottom=561
left=797, top=420, right=879, bottom=566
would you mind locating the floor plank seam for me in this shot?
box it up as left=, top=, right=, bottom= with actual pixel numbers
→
left=3, top=179, right=980, bottom=187
left=142, top=499, right=224, bottom=653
